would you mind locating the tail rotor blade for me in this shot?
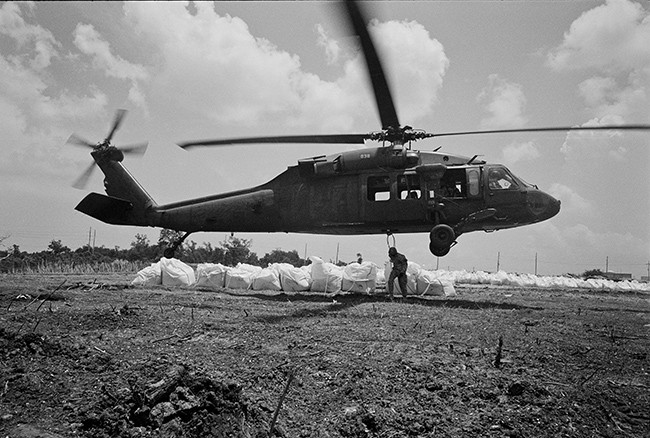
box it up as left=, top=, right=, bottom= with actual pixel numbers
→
left=106, top=109, right=127, bottom=143
left=72, top=162, right=97, bottom=190
left=119, top=142, right=149, bottom=156
left=66, top=134, right=95, bottom=149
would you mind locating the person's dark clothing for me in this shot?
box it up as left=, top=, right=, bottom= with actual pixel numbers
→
left=388, top=252, right=408, bottom=297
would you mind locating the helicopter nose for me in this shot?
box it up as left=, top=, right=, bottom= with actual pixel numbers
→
left=527, top=190, right=561, bottom=222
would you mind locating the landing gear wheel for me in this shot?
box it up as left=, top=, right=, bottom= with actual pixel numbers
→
left=429, top=224, right=455, bottom=249
left=429, top=242, right=450, bottom=257
left=163, top=248, right=175, bottom=258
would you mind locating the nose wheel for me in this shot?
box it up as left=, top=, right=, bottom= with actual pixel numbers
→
left=429, top=224, right=455, bottom=257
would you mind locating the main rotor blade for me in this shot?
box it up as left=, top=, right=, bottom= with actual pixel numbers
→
left=343, top=0, right=400, bottom=130
left=178, top=134, right=368, bottom=149
left=106, top=109, right=127, bottom=142
left=72, top=162, right=97, bottom=190
left=430, top=124, right=650, bottom=139
left=119, top=142, right=149, bottom=156
left=66, top=134, right=95, bottom=149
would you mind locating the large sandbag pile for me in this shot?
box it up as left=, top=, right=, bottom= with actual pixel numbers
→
left=160, top=257, right=196, bottom=286
left=341, top=262, right=378, bottom=293
left=131, top=262, right=162, bottom=286
left=225, top=263, right=261, bottom=290
left=252, top=267, right=282, bottom=291
left=271, top=263, right=312, bottom=292
left=195, top=263, right=229, bottom=289
left=309, top=256, right=343, bottom=293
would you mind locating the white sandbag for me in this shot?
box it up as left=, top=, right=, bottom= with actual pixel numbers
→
left=131, top=262, right=162, bottom=286
left=275, top=264, right=311, bottom=292
left=160, top=257, right=196, bottom=287
left=224, top=268, right=255, bottom=290
left=416, top=270, right=444, bottom=296
left=490, top=271, right=511, bottom=286
left=442, top=280, right=456, bottom=297
left=341, top=262, right=377, bottom=294
left=236, top=263, right=263, bottom=275
left=195, top=263, right=229, bottom=289
left=252, top=267, right=282, bottom=291
left=309, top=256, right=343, bottom=293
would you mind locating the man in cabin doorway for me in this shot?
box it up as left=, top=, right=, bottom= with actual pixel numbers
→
left=387, top=247, right=408, bottom=299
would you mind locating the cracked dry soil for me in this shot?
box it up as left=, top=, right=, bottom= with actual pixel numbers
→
left=1, top=273, right=649, bottom=437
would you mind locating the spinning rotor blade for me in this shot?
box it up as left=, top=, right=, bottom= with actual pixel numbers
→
left=66, top=134, right=95, bottom=149
left=343, top=0, right=400, bottom=130
left=119, top=142, right=149, bottom=156
left=430, top=124, right=650, bottom=139
left=106, top=109, right=127, bottom=143
left=72, top=162, right=97, bottom=190
left=178, top=134, right=367, bottom=149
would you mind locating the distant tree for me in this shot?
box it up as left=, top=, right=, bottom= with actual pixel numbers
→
left=582, top=269, right=605, bottom=279
left=128, top=233, right=156, bottom=261
left=183, top=240, right=225, bottom=264
left=48, top=239, right=70, bottom=254
left=221, top=236, right=259, bottom=266
left=158, top=229, right=186, bottom=249
left=260, top=249, right=305, bottom=267
left=0, top=235, right=10, bottom=261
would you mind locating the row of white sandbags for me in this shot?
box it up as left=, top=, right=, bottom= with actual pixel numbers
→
left=131, top=256, right=456, bottom=296
left=443, top=269, right=650, bottom=292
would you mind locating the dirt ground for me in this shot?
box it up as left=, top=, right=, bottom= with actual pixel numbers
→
left=0, top=273, right=648, bottom=438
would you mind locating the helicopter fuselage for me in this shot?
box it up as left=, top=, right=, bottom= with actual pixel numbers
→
left=146, top=148, right=560, bottom=236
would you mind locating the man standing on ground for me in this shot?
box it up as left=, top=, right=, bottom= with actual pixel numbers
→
left=387, top=247, right=408, bottom=299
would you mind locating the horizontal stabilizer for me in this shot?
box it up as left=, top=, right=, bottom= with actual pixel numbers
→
left=75, top=192, right=134, bottom=225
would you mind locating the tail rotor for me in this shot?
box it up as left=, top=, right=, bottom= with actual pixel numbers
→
left=68, top=109, right=148, bottom=189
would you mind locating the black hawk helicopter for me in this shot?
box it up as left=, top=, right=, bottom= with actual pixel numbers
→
left=71, top=0, right=649, bottom=258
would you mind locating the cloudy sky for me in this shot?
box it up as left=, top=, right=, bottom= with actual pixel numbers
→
left=1, top=0, right=648, bottom=277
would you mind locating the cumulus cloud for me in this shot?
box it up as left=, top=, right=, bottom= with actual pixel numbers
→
left=315, top=23, right=341, bottom=65
left=502, top=141, right=540, bottom=164
left=368, top=19, right=449, bottom=124
left=0, top=2, right=59, bottom=69
left=547, top=0, right=649, bottom=124
left=477, top=75, right=527, bottom=129
left=547, top=0, right=650, bottom=73
left=547, top=183, right=593, bottom=216
left=73, top=23, right=149, bottom=110
left=123, top=2, right=448, bottom=132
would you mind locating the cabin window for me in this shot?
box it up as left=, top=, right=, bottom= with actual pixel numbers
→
left=438, top=168, right=466, bottom=198
left=367, top=175, right=391, bottom=201
left=398, top=174, right=421, bottom=200
left=468, top=169, right=480, bottom=197
left=488, top=167, right=518, bottom=190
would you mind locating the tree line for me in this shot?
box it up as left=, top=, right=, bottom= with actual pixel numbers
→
left=0, top=230, right=307, bottom=273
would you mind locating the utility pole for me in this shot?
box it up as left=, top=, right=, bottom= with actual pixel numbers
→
left=496, top=251, right=500, bottom=272
left=534, top=252, right=538, bottom=276
left=92, top=229, right=96, bottom=253
left=605, top=256, right=609, bottom=273
left=88, top=227, right=92, bottom=248
left=335, top=242, right=340, bottom=264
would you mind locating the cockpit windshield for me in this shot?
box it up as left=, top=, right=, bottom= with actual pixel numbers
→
left=487, top=166, right=519, bottom=190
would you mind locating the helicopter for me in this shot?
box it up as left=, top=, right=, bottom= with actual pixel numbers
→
left=71, top=0, right=649, bottom=259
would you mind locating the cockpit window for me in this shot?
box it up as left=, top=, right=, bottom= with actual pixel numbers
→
left=488, top=167, right=518, bottom=190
